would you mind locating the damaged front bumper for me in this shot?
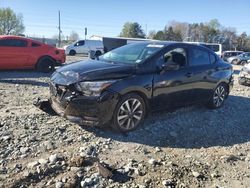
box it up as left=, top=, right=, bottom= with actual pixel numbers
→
left=47, top=83, right=119, bottom=126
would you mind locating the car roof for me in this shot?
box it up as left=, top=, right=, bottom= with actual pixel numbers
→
left=0, top=35, right=45, bottom=45
left=140, top=41, right=215, bottom=53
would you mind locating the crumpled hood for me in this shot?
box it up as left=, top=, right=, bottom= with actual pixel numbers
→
left=51, top=59, right=135, bottom=85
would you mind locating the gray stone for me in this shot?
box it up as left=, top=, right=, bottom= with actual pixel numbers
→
left=27, top=161, right=39, bottom=168
left=192, top=171, right=201, bottom=178
left=148, top=158, right=157, bottom=165
left=49, top=154, right=58, bottom=164
left=20, top=147, right=29, bottom=154
left=55, top=181, right=64, bottom=188
left=38, top=158, right=48, bottom=165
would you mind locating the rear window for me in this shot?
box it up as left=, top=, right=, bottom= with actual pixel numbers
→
left=0, top=39, right=28, bottom=47
left=189, top=48, right=210, bottom=66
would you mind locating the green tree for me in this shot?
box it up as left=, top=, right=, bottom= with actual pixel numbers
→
left=237, top=32, right=248, bottom=51
left=0, top=7, right=24, bottom=35
left=120, top=22, right=145, bottom=38
left=164, top=26, right=182, bottom=41
left=153, top=31, right=165, bottom=40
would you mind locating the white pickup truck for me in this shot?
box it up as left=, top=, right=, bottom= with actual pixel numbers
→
left=64, top=39, right=104, bottom=56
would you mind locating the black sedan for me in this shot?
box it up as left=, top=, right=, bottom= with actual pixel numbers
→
left=49, top=42, right=234, bottom=132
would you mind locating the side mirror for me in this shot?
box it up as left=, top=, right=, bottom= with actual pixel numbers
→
left=162, top=61, right=180, bottom=71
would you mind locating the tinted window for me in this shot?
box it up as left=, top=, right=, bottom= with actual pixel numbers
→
left=32, top=42, right=41, bottom=47
left=0, top=39, right=28, bottom=47
left=161, top=48, right=187, bottom=67
left=210, top=53, right=217, bottom=64
left=75, top=40, right=85, bottom=46
left=189, top=48, right=210, bottom=66
left=100, top=43, right=163, bottom=64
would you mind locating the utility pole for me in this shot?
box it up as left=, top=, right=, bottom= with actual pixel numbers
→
left=84, top=27, right=87, bottom=40
left=145, top=24, right=148, bottom=39
left=58, top=10, right=61, bottom=47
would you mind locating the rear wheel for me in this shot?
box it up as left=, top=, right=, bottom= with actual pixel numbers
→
left=36, top=57, right=55, bottom=73
left=208, top=83, right=228, bottom=109
left=111, top=93, right=146, bottom=132
left=231, top=59, right=238, bottom=65
left=240, top=60, right=247, bottom=65
left=69, top=50, right=76, bottom=56
left=95, top=50, right=102, bottom=57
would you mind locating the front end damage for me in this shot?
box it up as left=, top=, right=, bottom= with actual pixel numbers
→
left=50, top=83, right=118, bottom=126
left=35, top=82, right=119, bottom=127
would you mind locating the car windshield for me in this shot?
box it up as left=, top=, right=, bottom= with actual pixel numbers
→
left=100, top=43, right=164, bottom=64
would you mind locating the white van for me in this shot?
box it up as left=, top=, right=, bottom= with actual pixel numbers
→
left=64, top=40, right=104, bottom=56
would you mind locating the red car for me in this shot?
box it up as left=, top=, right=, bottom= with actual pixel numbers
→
left=0, top=35, right=66, bottom=72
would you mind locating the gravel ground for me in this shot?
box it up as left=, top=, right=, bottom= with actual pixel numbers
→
left=0, top=56, right=249, bottom=188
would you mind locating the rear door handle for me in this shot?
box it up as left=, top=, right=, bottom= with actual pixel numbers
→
left=185, top=72, right=193, bottom=77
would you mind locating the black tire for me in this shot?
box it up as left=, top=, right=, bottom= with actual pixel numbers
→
left=238, top=77, right=246, bottom=85
left=231, top=59, right=238, bottom=65
left=207, top=83, right=229, bottom=109
left=111, top=93, right=146, bottom=132
left=36, top=57, right=55, bottom=73
left=95, top=50, right=102, bottom=57
left=69, top=50, right=76, bottom=56
left=240, top=60, right=247, bottom=65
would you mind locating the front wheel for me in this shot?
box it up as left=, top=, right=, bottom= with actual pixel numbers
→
left=207, top=83, right=228, bottom=109
left=231, top=59, right=238, bottom=65
left=111, top=93, right=146, bottom=132
left=69, top=50, right=76, bottom=56
left=240, top=60, right=247, bottom=65
left=36, top=57, right=55, bottom=73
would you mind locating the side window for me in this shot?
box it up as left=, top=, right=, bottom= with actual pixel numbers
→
left=75, top=40, right=85, bottom=46
left=210, top=53, right=217, bottom=64
left=189, top=48, right=210, bottom=66
left=158, top=48, right=187, bottom=67
left=0, top=39, right=27, bottom=47
left=0, top=40, right=6, bottom=46
left=32, top=42, right=41, bottom=47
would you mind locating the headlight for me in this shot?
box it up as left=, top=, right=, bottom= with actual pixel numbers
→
left=51, top=71, right=79, bottom=85
left=75, top=80, right=116, bottom=96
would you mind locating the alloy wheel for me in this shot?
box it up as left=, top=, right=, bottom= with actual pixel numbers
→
left=213, top=85, right=227, bottom=107
left=117, top=98, right=143, bottom=131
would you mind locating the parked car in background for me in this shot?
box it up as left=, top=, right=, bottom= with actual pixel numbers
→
left=227, top=52, right=250, bottom=65
left=48, top=42, right=233, bottom=132
left=0, top=35, right=66, bottom=72
left=238, top=62, right=250, bottom=85
left=64, top=39, right=104, bottom=56
left=222, top=51, right=243, bottom=62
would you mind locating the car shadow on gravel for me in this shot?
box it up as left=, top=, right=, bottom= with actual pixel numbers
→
left=0, top=70, right=52, bottom=79
left=83, top=95, right=250, bottom=149
left=0, top=70, right=52, bottom=87
left=0, top=79, right=49, bottom=87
